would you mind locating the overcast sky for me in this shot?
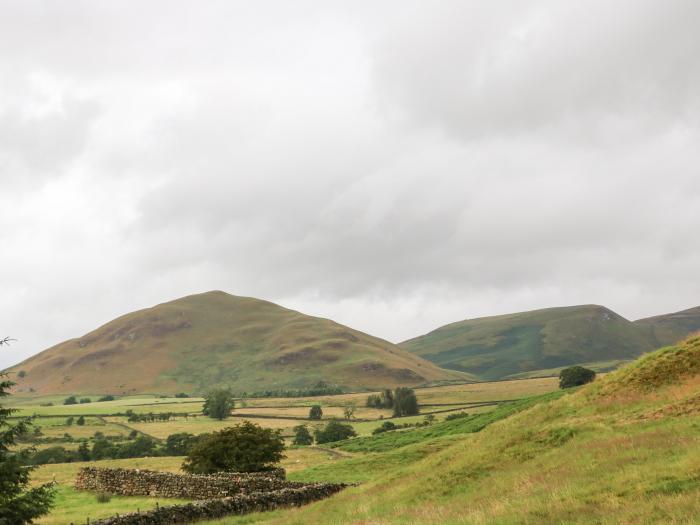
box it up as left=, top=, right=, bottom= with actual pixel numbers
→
left=2, top=1, right=700, bottom=368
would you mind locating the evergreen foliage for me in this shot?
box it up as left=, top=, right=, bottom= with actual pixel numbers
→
left=0, top=338, right=55, bottom=524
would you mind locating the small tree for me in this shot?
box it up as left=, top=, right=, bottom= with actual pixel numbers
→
left=393, top=387, right=419, bottom=417
left=559, top=366, right=596, bottom=389
left=314, top=421, right=357, bottom=444
left=77, top=441, right=91, bottom=461
left=343, top=402, right=356, bottom=420
left=381, top=389, right=394, bottom=408
left=0, top=337, right=55, bottom=523
left=202, top=388, right=235, bottom=420
left=76, top=415, right=85, bottom=426
left=63, top=396, right=77, bottom=405
left=183, top=422, right=285, bottom=474
left=308, top=405, right=323, bottom=420
left=292, top=425, right=313, bottom=446
left=65, top=416, right=74, bottom=426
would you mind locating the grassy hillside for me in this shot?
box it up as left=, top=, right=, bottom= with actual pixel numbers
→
left=635, top=305, right=700, bottom=347
left=206, top=334, right=700, bottom=524
left=6, top=291, right=467, bottom=395
left=400, top=304, right=655, bottom=380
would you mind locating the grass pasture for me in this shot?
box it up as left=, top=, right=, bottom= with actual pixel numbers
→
left=7, top=376, right=564, bottom=524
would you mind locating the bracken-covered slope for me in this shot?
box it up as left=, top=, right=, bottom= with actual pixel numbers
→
left=240, top=335, right=700, bottom=525
left=634, top=305, right=700, bottom=348
left=7, top=291, right=468, bottom=395
left=400, top=305, right=656, bottom=380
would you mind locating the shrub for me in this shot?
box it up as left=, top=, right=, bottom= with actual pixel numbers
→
left=559, top=366, right=596, bottom=389
left=202, top=388, right=235, bottom=420
left=292, top=425, right=313, bottom=446
left=164, top=432, right=200, bottom=455
left=308, top=405, right=323, bottom=420
left=96, top=492, right=112, bottom=503
left=372, top=421, right=397, bottom=435
left=17, top=370, right=26, bottom=378
left=314, top=421, right=357, bottom=444
left=174, top=392, right=190, bottom=398
left=65, top=416, right=74, bottom=426
left=76, top=416, right=85, bottom=426
left=79, top=397, right=91, bottom=404
left=182, top=422, right=285, bottom=474
left=97, top=395, right=115, bottom=402
left=445, top=411, right=470, bottom=421
left=63, top=396, right=78, bottom=405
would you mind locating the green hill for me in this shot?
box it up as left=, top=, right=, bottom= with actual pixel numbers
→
left=212, top=335, right=700, bottom=524
left=634, top=305, right=700, bottom=347
left=6, top=291, right=468, bottom=395
left=399, top=305, right=657, bottom=380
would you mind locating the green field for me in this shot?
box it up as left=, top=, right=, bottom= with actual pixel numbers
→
left=8, top=376, right=558, bottom=523
left=13, top=340, right=700, bottom=525
left=199, top=336, right=700, bottom=524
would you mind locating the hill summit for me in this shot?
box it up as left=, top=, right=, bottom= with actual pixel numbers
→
left=8, top=291, right=467, bottom=395
left=400, top=304, right=700, bottom=380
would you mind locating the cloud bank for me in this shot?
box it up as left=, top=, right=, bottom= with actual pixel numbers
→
left=2, top=0, right=700, bottom=368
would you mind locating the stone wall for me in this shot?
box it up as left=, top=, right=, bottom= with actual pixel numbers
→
left=74, top=467, right=300, bottom=500
left=87, top=484, right=346, bottom=525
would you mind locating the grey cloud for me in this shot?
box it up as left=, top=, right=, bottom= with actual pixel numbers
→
left=1, top=1, right=700, bottom=368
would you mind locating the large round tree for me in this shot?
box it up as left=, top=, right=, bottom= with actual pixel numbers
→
left=182, top=421, right=285, bottom=473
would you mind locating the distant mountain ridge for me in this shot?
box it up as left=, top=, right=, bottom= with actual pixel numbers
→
left=7, top=291, right=468, bottom=395
left=400, top=304, right=700, bottom=381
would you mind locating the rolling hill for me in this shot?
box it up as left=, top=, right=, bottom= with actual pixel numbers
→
left=249, top=334, right=700, bottom=525
left=634, top=305, right=700, bottom=347
left=6, top=291, right=468, bottom=395
left=400, top=304, right=659, bottom=380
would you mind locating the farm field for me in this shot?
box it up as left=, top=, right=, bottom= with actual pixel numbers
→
left=7, top=377, right=560, bottom=523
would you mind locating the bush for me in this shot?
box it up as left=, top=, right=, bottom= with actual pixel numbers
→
left=445, top=411, right=470, bottom=421
left=559, top=366, right=596, bottom=389
left=65, top=416, right=74, bottom=426
left=292, top=425, right=313, bottom=446
left=314, top=421, right=357, bottom=444
left=63, top=396, right=77, bottom=405
left=164, top=432, right=200, bottom=455
left=203, top=388, right=235, bottom=420
left=97, top=395, right=115, bottom=402
left=372, top=421, right=397, bottom=435
left=308, top=405, right=323, bottom=420
left=96, top=492, right=111, bottom=503
left=76, top=416, right=85, bottom=426
left=17, top=370, right=26, bottom=378
left=366, top=389, right=394, bottom=409
left=174, top=392, right=190, bottom=398
left=79, top=397, right=91, bottom=404
left=182, top=422, right=285, bottom=474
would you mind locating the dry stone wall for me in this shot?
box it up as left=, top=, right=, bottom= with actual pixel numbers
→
left=74, top=467, right=299, bottom=500
left=87, top=484, right=347, bottom=525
